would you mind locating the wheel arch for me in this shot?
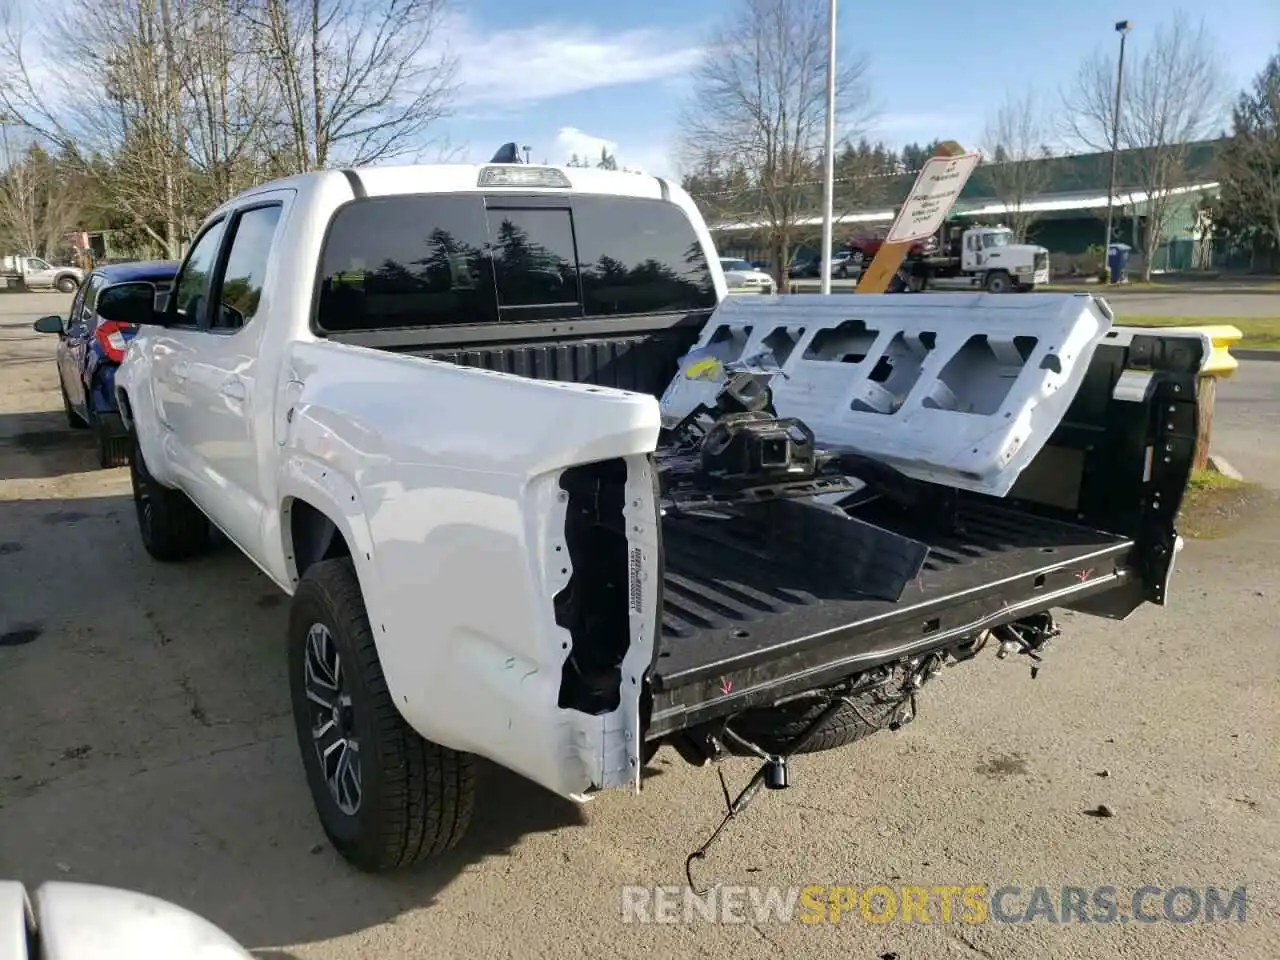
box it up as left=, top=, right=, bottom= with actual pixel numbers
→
left=286, top=497, right=353, bottom=581
left=276, top=459, right=379, bottom=600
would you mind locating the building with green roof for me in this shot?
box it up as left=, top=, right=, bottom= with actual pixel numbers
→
left=707, top=139, right=1224, bottom=275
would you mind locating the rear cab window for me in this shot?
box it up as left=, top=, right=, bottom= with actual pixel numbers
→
left=314, top=191, right=716, bottom=333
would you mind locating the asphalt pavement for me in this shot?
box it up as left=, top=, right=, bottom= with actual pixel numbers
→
left=1, top=290, right=1276, bottom=960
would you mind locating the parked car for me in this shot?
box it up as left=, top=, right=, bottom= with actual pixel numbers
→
left=1, top=254, right=83, bottom=292
left=31, top=260, right=179, bottom=467
left=787, top=255, right=819, bottom=278
left=787, top=251, right=857, bottom=279
left=719, top=257, right=775, bottom=294
left=1, top=879, right=255, bottom=959
left=845, top=232, right=940, bottom=268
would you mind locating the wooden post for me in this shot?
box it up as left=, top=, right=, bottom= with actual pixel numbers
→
left=856, top=140, right=968, bottom=295
left=1194, top=374, right=1216, bottom=472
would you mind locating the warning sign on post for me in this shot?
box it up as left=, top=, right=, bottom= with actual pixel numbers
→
left=885, top=152, right=981, bottom=244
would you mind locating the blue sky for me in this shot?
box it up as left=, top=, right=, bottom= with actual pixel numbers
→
left=444, top=0, right=1280, bottom=177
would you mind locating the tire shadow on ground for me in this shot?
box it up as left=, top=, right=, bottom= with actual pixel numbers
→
left=0, top=484, right=587, bottom=951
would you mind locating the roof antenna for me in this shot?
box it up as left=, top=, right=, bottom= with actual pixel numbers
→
left=490, top=142, right=523, bottom=164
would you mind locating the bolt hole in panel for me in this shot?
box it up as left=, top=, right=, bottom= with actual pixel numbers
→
left=658, top=293, right=1111, bottom=498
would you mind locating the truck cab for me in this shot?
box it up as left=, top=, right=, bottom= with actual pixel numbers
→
left=930, top=224, right=1050, bottom=292
left=959, top=227, right=1048, bottom=285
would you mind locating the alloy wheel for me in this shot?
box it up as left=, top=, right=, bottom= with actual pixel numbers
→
left=304, top=622, right=362, bottom=815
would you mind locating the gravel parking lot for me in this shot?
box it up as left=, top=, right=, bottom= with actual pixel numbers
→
left=1, top=290, right=1277, bottom=960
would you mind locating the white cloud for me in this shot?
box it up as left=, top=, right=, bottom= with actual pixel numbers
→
left=444, top=14, right=703, bottom=108
left=556, top=127, right=616, bottom=166
left=552, top=126, right=674, bottom=178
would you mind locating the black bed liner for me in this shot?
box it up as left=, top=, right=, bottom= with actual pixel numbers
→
left=648, top=496, right=1134, bottom=737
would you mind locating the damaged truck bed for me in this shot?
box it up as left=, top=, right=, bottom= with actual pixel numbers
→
left=113, top=168, right=1207, bottom=875
left=396, top=291, right=1203, bottom=768
left=652, top=496, right=1133, bottom=736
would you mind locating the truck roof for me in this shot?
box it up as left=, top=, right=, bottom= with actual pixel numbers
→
left=228, top=163, right=679, bottom=206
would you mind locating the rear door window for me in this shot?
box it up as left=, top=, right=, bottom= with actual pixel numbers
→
left=214, top=204, right=282, bottom=331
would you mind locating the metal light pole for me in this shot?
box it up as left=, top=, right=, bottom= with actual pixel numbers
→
left=1103, top=20, right=1131, bottom=279
left=819, top=0, right=837, bottom=294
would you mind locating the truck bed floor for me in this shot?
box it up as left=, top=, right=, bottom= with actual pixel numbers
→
left=653, top=497, right=1132, bottom=699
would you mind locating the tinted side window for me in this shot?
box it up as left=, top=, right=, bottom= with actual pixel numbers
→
left=215, top=205, right=281, bottom=331
left=81, top=275, right=106, bottom=324
left=172, top=219, right=227, bottom=328
left=572, top=197, right=716, bottom=316
left=486, top=207, right=578, bottom=315
left=67, top=277, right=90, bottom=328
left=316, top=196, right=495, bottom=332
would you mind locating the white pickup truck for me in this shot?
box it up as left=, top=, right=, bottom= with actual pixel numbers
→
left=1, top=254, right=83, bottom=293
left=101, top=156, right=1205, bottom=875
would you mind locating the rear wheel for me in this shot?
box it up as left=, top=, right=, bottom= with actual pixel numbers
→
left=89, top=409, right=129, bottom=468
left=290, top=557, right=477, bottom=872
left=130, top=436, right=210, bottom=560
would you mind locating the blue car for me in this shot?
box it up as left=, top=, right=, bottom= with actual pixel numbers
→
left=32, top=260, right=179, bottom=467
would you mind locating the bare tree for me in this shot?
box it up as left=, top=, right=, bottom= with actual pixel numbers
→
left=678, top=0, right=873, bottom=283
left=0, top=0, right=214, bottom=255
left=0, top=127, right=44, bottom=255
left=1062, top=13, right=1228, bottom=279
left=244, top=0, right=458, bottom=174
left=0, top=123, right=84, bottom=258
left=980, top=92, right=1052, bottom=242
left=180, top=0, right=274, bottom=206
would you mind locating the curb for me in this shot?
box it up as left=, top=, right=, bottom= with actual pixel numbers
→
left=1234, top=349, right=1280, bottom=362
left=1207, top=454, right=1245, bottom=481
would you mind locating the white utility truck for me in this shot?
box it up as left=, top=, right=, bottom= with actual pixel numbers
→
left=895, top=222, right=1051, bottom=293
left=101, top=149, right=1204, bottom=875
left=1, top=254, right=83, bottom=292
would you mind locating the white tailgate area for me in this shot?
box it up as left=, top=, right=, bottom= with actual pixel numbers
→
left=659, top=292, right=1113, bottom=497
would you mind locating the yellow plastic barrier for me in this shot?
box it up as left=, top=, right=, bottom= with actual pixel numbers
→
left=1156, top=324, right=1243, bottom=378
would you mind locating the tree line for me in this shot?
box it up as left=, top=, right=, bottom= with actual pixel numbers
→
left=0, top=0, right=456, bottom=259
left=677, top=3, right=1276, bottom=282
left=0, top=0, right=1275, bottom=279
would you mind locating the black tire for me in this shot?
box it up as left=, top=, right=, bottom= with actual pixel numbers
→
left=985, top=270, right=1012, bottom=294
left=290, top=557, right=476, bottom=872
left=729, top=687, right=911, bottom=756
left=87, top=407, right=129, bottom=468
left=129, top=436, right=210, bottom=560
left=55, top=275, right=78, bottom=293
left=60, top=380, right=86, bottom=429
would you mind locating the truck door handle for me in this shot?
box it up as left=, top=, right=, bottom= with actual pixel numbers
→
left=220, top=376, right=246, bottom=401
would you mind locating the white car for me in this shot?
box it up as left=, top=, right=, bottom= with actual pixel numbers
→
left=719, top=257, right=775, bottom=294
left=1, top=880, right=255, bottom=959
left=102, top=156, right=1202, bottom=875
